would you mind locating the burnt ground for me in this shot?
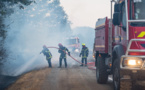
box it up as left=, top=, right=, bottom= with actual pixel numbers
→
left=0, top=75, right=18, bottom=90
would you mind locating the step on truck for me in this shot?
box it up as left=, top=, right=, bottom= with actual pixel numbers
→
left=93, top=0, right=145, bottom=90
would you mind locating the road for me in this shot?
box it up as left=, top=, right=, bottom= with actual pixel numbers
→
left=6, top=65, right=113, bottom=90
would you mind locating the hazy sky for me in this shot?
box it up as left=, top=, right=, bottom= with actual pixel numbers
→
left=60, top=0, right=111, bottom=29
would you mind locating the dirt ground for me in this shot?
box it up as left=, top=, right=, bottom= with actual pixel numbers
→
left=6, top=66, right=113, bottom=90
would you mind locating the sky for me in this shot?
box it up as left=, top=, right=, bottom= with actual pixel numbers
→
left=60, top=0, right=111, bottom=29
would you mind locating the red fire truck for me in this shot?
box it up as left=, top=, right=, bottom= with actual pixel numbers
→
left=65, top=37, right=80, bottom=55
left=93, top=0, right=145, bottom=90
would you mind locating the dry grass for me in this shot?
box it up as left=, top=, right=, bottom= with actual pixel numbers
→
left=6, top=68, right=51, bottom=90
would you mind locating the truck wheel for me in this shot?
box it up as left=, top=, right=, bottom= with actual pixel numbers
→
left=113, top=60, right=120, bottom=90
left=96, top=56, right=108, bottom=84
left=120, top=81, right=132, bottom=90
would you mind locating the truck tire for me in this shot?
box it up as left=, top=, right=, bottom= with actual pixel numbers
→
left=113, top=60, right=120, bottom=90
left=96, top=56, right=108, bottom=84
left=120, top=81, right=132, bottom=90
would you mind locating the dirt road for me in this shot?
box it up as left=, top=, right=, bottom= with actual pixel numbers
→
left=6, top=64, right=113, bottom=90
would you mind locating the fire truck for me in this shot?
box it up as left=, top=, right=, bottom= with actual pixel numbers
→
left=93, top=0, right=145, bottom=90
left=65, top=37, right=80, bottom=55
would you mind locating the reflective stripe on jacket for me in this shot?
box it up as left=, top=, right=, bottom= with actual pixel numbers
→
left=80, top=47, right=89, bottom=58
left=42, top=48, right=52, bottom=59
left=58, top=46, right=70, bottom=58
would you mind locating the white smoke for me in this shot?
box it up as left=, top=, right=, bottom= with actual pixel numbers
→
left=2, top=0, right=71, bottom=76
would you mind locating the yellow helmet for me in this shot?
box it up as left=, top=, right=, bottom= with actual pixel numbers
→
left=82, top=43, right=85, bottom=46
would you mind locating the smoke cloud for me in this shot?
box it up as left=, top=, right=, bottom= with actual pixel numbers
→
left=2, top=0, right=71, bottom=76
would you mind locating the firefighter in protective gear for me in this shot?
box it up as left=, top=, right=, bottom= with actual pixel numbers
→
left=40, top=45, right=52, bottom=68
left=58, top=43, right=70, bottom=68
left=79, top=43, right=89, bottom=66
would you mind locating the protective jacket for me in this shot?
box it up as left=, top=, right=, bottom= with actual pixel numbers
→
left=58, top=46, right=70, bottom=58
left=80, top=47, right=89, bottom=58
left=41, top=48, right=52, bottom=59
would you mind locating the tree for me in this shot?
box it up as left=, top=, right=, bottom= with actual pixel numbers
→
left=0, top=0, right=71, bottom=75
left=0, top=0, right=32, bottom=74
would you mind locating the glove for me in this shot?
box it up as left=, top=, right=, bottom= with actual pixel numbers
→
left=40, top=52, right=42, bottom=54
left=79, top=54, right=81, bottom=57
left=68, top=52, right=70, bottom=56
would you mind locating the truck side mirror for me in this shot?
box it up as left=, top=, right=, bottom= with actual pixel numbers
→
left=114, top=4, right=121, bottom=12
left=113, top=12, right=121, bottom=25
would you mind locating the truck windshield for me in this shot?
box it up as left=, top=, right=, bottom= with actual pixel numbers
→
left=66, top=39, right=76, bottom=45
left=131, top=0, right=145, bottom=26
left=133, top=0, right=145, bottom=19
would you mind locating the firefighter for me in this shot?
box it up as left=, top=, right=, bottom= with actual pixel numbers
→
left=58, top=43, right=70, bottom=68
left=40, top=45, right=52, bottom=68
left=79, top=43, right=89, bottom=66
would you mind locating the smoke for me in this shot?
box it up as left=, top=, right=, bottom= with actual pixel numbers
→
left=2, top=0, right=71, bottom=76
left=72, top=27, right=95, bottom=49
left=72, top=27, right=95, bottom=61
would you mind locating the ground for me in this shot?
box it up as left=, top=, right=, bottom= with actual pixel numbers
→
left=4, top=55, right=145, bottom=90
left=6, top=65, right=113, bottom=90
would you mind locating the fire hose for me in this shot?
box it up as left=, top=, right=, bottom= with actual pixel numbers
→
left=47, top=47, right=96, bottom=70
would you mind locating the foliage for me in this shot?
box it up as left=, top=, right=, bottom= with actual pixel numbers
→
left=0, top=0, right=33, bottom=74
left=0, top=0, right=71, bottom=74
left=1, top=0, right=33, bottom=5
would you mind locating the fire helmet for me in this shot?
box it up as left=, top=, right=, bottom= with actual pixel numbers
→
left=43, top=45, right=47, bottom=48
left=82, top=43, right=85, bottom=46
left=58, top=43, right=63, bottom=46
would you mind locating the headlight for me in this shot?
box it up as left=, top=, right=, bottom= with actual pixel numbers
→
left=75, top=49, right=79, bottom=52
left=93, top=55, right=95, bottom=58
left=122, top=57, right=143, bottom=68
